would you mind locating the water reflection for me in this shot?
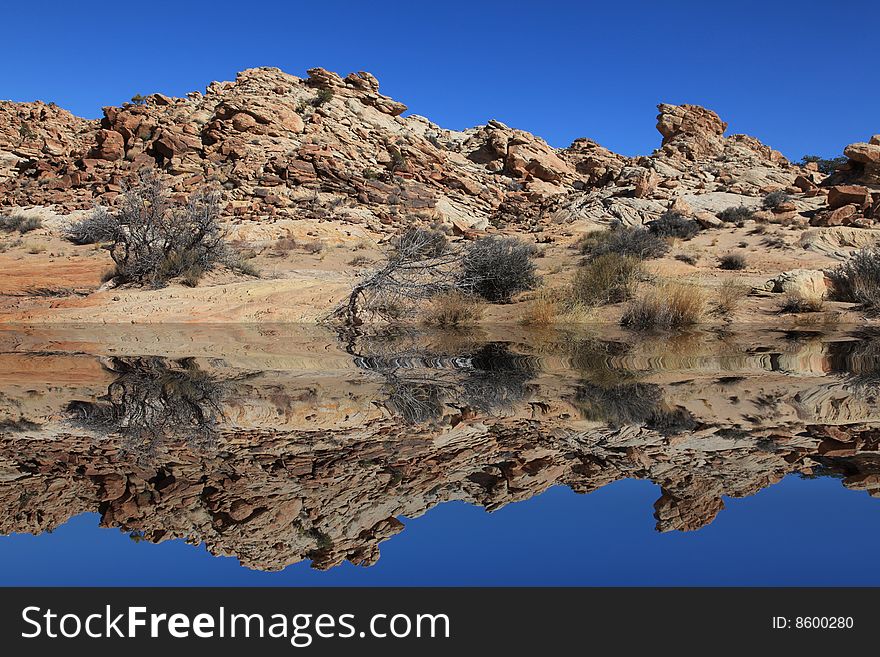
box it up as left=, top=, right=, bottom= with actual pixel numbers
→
left=2, top=325, right=880, bottom=571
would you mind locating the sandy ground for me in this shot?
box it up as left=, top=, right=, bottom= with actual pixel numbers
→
left=1, top=206, right=878, bottom=327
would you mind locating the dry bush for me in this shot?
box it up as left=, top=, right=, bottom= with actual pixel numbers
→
left=300, top=239, right=325, bottom=254
left=621, top=282, right=706, bottom=331
left=332, top=227, right=461, bottom=325
left=571, top=253, right=643, bottom=306
left=719, top=253, right=747, bottom=270
left=64, top=208, right=117, bottom=244
left=0, top=214, right=42, bottom=234
left=460, top=235, right=538, bottom=302
left=421, top=291, right=484, bottom=327
left=519, top=290, right=560, bottom=326
left=347, top=255, right=373, bottom=267
left=579, top=226, right=669, bottom=260
left=675, top=253, right=698, bottom=266
left=763, top=190, right=791, bottom=210
left=647, top=212, right=701, bottom=240
left=718, top=205, right=755, bottom=223
left=715, top=279, right=748, bottom=316
left=106, top=169, right=229, bottom=287
left=273, top=236, right=298, bottom=253
left=829, top=248, right=880, bottom=312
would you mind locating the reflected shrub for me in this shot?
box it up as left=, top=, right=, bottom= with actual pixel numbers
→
left=66, top=356, right=224, bottom=457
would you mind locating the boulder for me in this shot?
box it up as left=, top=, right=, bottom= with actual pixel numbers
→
left=759, top=269, right=828, bottom=297
left=844, top=142, right=880, bottom=165
left=827, top=185, right=872, bottom=210
left=91, top=129, right=125, bottom=161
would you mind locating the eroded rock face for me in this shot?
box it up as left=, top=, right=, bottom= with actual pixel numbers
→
left=0, top=68, right=819, bottom=236
left=656, top=103, right=728, bottom=159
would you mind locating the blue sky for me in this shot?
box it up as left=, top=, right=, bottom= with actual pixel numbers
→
left=2, top=476, right=880, bottom=586
left=2, top=2, right=877, bottom=159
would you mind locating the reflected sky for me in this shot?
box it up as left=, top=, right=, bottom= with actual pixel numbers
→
left=1, top=476, right=879, bottom=586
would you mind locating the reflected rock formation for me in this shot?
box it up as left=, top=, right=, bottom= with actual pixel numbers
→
left=1, top=326, right=880, bottom=571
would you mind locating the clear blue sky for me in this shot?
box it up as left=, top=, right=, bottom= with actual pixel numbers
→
left=3, top=1, right=878, bottom=159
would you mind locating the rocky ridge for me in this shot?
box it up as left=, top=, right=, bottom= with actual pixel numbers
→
left=3, top=66, right=877, bottom=235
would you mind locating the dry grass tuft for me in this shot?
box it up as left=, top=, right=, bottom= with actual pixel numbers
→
left=421, top=291, right=484, bottom=327
left=621, top=282, right=706, bottom=331
left=519, top=291, right=559, bottom=326
left=571, top=253, right=644, bottom=306
left=778, top=289, right=825, bottom=313
left=715, top=279, right=749, bottom=316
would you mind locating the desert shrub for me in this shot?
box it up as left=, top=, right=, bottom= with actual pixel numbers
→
left=421, top=291, right=483, bottom=327
left=571, top=253, right=643, bottom=306
left=460, top=235, right=538, bottom=302
left=719, top=253, right=747, bottom=270
left=675, top=253, right=698, bottom=266
left=828, top=249, right=880, bottom=312
left=314, top=88, right=334, bottom=106
left=718, top=205, right=755, bottom=223
left=274, top=236, right=298, bottom=253
left=348, top=255, right=373, bottom=267
left=715, top=279, right=748, bottom=316
left=0, top=214, right=41, bottom=234
left=620, top=283, right=706, bottom=331
left=647, top=212, right=700, bottom=240
left=332, top=227, right=459, bottom=325
left=762, top=190, right=791, bottom=210
left=798, top=155, right=847, bottom=175
left=581, top=226, right=670, bottom=260
left=576, top=230, right=610, bottom=255
left=300, top=239, right=325, bottom=254
left=64, top=207, right=118, bottom=244
left=230, top=258, right=260, bottom=278
left=779, top=290, right=825, bottom=313
left=106, top=169, right=228, bottom=287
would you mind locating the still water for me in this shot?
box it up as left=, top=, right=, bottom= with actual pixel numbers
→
left=1, top=324, right=879, bottom=585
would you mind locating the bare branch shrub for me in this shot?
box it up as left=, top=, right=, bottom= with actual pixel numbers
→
left=106, top=169, right=229, bottom=287
left=331, top=227, right=460, bottom=325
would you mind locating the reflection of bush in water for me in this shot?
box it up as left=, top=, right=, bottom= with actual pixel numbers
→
left=66, top=357, right=224, bottom=455
left=833, top=335, right=880, bottom=392
left=378, top=343, right=538, bottom=425
left=573, top=382, right=696, bottom=435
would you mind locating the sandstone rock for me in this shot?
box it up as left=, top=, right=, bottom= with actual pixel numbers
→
left=668, top=196, right=694, bottom=215
left=759, top=269, right=828, bottom=297
left=844, top=142, right=880, bottom=164
left=827, top=184, right=872, bottom=210
left=91, top=129, right=125, bottom=161
left=633, top=168, right=659, bottom=198
left=793, top=175, right=818, bottom=192
left=656, top=103, right=727, bottom=159
left=811, top=204, right=858, bottom=227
